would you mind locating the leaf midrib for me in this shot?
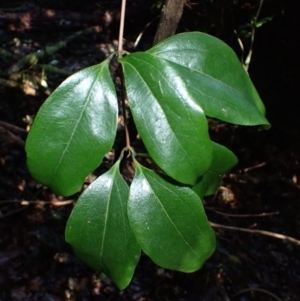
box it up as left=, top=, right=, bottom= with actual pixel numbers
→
left=140, top=168, right=201, bottom=259
left=123, top=58, right=196, bottom=168
left=51, top=65, right=104, bottom=185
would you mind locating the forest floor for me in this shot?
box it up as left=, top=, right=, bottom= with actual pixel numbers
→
left=0, top=2, right=299, bottom=301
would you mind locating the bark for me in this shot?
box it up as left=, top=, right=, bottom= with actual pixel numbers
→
left=153, top=0, right=186, bottom=45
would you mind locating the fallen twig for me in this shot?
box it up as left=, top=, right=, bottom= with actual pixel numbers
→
left=0, top=199, right=74, bottom=221
left=205, top=207, right=279, bottom=218
left=232, top=287, right=283, bottom=301
left=240, top=161, right=267, bottom=173
left=49, top=200, right=75, bottom=206
left=0, top=199, right=75, bottom=206
left=210, top=222, right=300, bottom=246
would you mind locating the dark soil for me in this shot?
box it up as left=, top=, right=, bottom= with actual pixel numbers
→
left=1, top=1, right=299, bottom=300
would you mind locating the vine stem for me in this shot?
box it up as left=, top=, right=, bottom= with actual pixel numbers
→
left=118, top=0, right=127, bottom=53
left=118, top=0, right=130, bottom=149
left=120, top=71, right=131, bottom=148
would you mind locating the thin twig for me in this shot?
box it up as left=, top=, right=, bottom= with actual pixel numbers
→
left=134, top=16, right=160, bottom=49
left=232, top=287, right=283, bottom=301
left=119, top=71, right=130, bottom=149
left=244, top=0, right=265, bottom=71
left=240, top=161, right=266, bottom=173
left=210, top=222, right=300, bottom=246
left=116, top=0, right=130, bottom=149
left=235, top=0, right=265, bottom=71
left=0, top=199, right=74, bottom=206
left=118, top=0, right=126, bottom=53
left=0, top=199, right=73, bottom=220
left=234, top=29, right=244, bottom=65
left=205, top=207, right=279, bottom=218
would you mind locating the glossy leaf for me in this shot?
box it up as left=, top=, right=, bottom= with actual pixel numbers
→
left=147, top=32, right=270, bottom=128
left=65, top=161, right=141, bottom=290
left=120, top=52, right=213, bottom=185
left=128, top=160, right=216, bottom=272
left=193, top=142, right=238, bottom=199
left=25, top=60, right=118, bottom=196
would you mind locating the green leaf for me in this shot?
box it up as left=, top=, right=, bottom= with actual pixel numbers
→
left=120, top=52, right=213, bottom=185
left=193, top=142, right=238, bottom=199
left=147, top=32, right=270, bottom=128
left=25, top=60, right=118, bottom=196
left=128, top=160, right=216, bottom=272
left=65, top=161, right=141, bottom=290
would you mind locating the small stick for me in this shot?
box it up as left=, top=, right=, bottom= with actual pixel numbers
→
left=205, top=207, right=279, bottom=218
left=210, top=222, right=300, bottom=246
left=134, top=16, right=160, bottom=49
left=232, top=287, right=283, bottom=301
left=0, top=199, right=74, bottom=206
left=240, top=161, right=267, bottom=173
